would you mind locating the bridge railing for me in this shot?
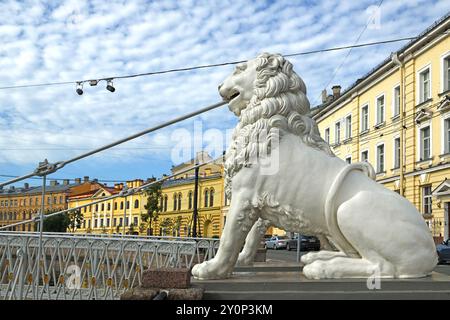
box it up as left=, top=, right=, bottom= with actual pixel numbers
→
left=0, top=232, right=219, bottom=300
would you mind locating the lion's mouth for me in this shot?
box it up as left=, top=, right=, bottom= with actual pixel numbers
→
left=224, top=90, right=240, bottom=103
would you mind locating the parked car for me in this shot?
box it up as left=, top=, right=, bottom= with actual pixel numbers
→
left=265, top=235, right=288, bottom=250
left=436, top=239, right=450, bottom=264
left=286, top=235, right=320, bottom=251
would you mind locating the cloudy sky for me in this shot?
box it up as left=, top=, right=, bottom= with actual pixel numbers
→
left=0, top=0, right=448, bottom=187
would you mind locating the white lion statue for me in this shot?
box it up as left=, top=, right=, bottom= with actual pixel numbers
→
left=191, top=53, right=438, bottom=280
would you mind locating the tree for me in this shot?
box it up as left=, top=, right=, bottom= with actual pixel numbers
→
left=141, top=177, right=162, bottom=235
left=67, top=209, right=84, bottom=233
left=160, top=218, right=173, bottom=236
left=42, top=210, right=70, bottom=232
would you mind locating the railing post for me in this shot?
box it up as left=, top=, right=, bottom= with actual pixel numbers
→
left=34, top=175, right=46, bottom=299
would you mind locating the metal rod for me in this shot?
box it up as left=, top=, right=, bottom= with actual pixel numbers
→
left=122, top=196, right=127, bottom=236
left=34, top=175, right=46, bottom=299
left=192, top=164, right=199, bottom=237
left=0, top=157, right=219, bottom=231
left=0, top=100, right=227, bottom=188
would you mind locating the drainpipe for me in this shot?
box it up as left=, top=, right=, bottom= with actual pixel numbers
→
left=391, top=52, right=405, bottom=196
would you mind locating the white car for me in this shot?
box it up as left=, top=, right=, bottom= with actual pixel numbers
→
left=265, top=236, right=288, bottom=250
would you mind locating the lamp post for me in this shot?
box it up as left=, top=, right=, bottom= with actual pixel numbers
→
left=192, top=164, right=199, bottom=237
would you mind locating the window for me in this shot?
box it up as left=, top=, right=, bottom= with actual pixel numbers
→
left=114, top=202, right=117, bottom=210
left=393, top=86, right=400, bottom=117
left=204, top=190, right=209, bottom=207
left=419, top=68, right=431, bottom=103
left=361, top=105, right=369, bottom=132
left=134, top=199, right=139, bottom=209
left=125, top=217, right=129, bottom=226
left=164, top=196, right=168, bottom=212
left=324, top=128, right=330, bottom=144
left=133, top=217, right=138, bottom=226
left=188, top=191, right=193, bottom=209
left=173, top=194, right=177, bottom=211
left=107, top=203, right=111, bottom=211
left=94, top=219, right=98, bottom=228
left=376, top=144, right=385, bottom=173
left=422, top=186, right=432, bottom=214
left=119, top=218, right=123, bottom=227
left=120, top=202, right=123, bottom=210
left=177, top=193, right=181, bottom=211
left=126, top=201, right=130, bottom=209
left=443, top=56, right=450, bottom=92
left=209, top=189, right=214, bottom=207
left=420, top=126, right=431, bottom=160
left=376, top=95, right=385, bottom=124
left=345, top=115, right=352, bottom=139
left=444, top=118, right=450, bottom=154
left=100, top=219, right=103, bottom=227
left=335, top=122, right=341, bottom=144
left=101, top=203, right=104, bottom=211
left=113, top=218, right=117, bottom=227
left=95, top=204, right=98, bottom=211
left=361, top=150, right=368, bottom=162
left=345, top=156, right=351, bottom=164
left=106, top=218, right=110, bottom=227
left=394, top=137, right=400, bottom=168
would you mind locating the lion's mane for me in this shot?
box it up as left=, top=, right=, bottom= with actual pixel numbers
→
left=224, top=53, right=334, bottom=198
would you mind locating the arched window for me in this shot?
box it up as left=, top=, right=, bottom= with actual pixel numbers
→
left=120, top=201, right=124, bottom=210
left=164, top=195, right=168, bottom=212
left=114, top=202, right=117, bottom=210
left=209, top=188, right=214, bottom=207
left=204, top=189, right=209, bottom=207
left=126, top=201, right=130, bottom=209
left=101, top=203, right=104, bottom=211
left=178, top=193, right=182, bottom=211
left=134, top=199, right=139, bottom=209
left=173, top=194, right=177, bottom=211
left=95, top=204, right=99, bottom=211
left=188, top=191, right=193, bottom=209
left=107, top=203, right=111, bottom=211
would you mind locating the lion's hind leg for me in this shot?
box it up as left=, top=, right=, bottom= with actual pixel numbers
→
left=303, top=256, right=393, bottom=279
left=236, top=218, right=269, bottom=266
left=301, top=250, right=347, bottom=265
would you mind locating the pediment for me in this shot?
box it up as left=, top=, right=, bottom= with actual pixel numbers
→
left=437, top=94, right=450, bottom=113
left=415, top=109, right=432, bottom=124
left=432, top=180, right=450, bottom=197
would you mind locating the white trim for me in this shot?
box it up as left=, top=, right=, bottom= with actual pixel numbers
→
left=392, top=83, right=401, bottom=117
left=360, top=103, right=369, bottom=132
left=392, top=134, right=401, bottom=169
left=440, top=50, right=450, bottom=93
left=324, top=127, right=330, bottom=144
left=375, top=92, right=386, bottom=124
left=360, top=149, right=369, bottom=162
left=376, top=141, right=385, bottom=173
left=416, top=120, right=433, bottom=161
left=416, top=63, right=432, bottom=105
left=441, top=111, right=450, bottom=155
left=344, top=112, right=352, bottom=139
left=344, top=154, right=352, bottom=164
left=334, top=120, right=341, bottom=144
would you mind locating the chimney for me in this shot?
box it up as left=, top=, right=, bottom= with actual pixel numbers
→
left=83, top=176, right=89, bottom=182
left=24, top=183, right=29, bottom=189
left=63, top=179, right=69, bottom=185
left=50, top=180, right=57, bottom=186
left=321, top=89, right=328, bottom=103
left=332, top=85, right=341, bottom=99
left=93, top=178, right=98, bottom=183
left=75, top=178, right=81, bottom=184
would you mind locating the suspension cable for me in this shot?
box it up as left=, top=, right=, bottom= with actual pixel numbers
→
left=0, top=100, right=227, bottom=188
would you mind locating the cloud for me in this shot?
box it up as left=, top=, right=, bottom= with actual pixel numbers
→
left=0, top=0, right=447, bottom=181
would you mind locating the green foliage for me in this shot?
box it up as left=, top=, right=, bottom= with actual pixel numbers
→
left=141, top=177, right=162, bottom=235
left=42, top=211, right=70, bottom=232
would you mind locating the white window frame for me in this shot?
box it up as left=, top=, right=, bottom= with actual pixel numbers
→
left=360, top=149, right=369, bottom=162
left=345, top=155, right=352, bottom=164
left=392, top=84, right=401, bottom=118
left=376, top=142, right=385, bottom=173
left=324, top=127, right=330, bottom=144
left=417, top=64, right=432, bottom=104
left=375, top=93, right=385, bottom=124
left=360, top=103, right=369, bottom=132
left=345, top=113, right=352, bottom=140
left=441, top=51, right=450, bottom=93
left=393, top=135, right=400, bottom=169
left=441, top=112, right=450, bottom=155
left=417, top=121, right=432, bottom=161
left=334, top=121, right=341, bottom=144
left=422, top=185, right=432, bottom=215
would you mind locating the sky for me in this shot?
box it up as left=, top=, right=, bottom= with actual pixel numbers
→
left=0, top=0, right=449, bottom=187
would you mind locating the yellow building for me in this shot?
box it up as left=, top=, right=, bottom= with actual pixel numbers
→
left=313, top=13, right=450, bottom=242
left=69, top=179, right=145, bottom=235
left=154, top=151, right=226, bottom=238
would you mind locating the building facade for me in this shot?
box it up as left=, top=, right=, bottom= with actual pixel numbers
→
left=0, top=179, right=82, bottom=231
left=313, top=13, right=450, bottom=242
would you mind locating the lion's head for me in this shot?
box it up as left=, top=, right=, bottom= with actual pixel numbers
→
left=221, top=53, right=334, bottom=198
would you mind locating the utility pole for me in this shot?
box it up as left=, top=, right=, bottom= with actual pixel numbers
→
left=192, top=164, right=199, bottom=237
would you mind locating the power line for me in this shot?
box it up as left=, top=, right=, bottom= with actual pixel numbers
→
left=312, top=0, right=384, bottom=106
left=0, top=36, right=417, bottom=91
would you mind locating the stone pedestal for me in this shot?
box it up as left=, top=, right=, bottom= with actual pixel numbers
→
left=142, top=267, right=190, bottom=289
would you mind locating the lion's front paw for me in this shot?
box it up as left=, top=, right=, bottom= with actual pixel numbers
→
left=303, top=260, right=328, bottom=279
left=191, top=260, right=231, bottom=280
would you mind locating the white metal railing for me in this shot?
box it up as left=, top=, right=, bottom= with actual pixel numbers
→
left=0, top=232, right=219, bottom=300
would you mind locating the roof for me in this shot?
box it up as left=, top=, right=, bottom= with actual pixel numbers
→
left=162, top=173, right=222, bottom=188
left=313, top=11, right=450, bottom=119
left=0, top=183, right=82, bottom=197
